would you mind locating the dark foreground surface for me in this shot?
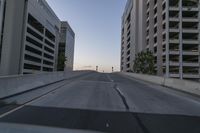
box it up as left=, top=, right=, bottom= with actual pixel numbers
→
left=0, top=72, right=200, bottom=133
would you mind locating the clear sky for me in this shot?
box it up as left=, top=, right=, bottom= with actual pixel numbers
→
left=46, top=0, right=127, bottom=72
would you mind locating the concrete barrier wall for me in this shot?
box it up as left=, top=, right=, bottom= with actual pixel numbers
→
left=122, top=73, right=165, bottom=85
left=120, top=72, right=200, bottom=97
left=0, top=71, right=91, bottom=99
left=164, top=78, right=200, bottom=96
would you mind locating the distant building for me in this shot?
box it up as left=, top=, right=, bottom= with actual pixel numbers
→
left=121, top=0, right=200, bottom=81
left=58, top=21, right=75, bottom=71
left=0, top=0, right=75, bottom=76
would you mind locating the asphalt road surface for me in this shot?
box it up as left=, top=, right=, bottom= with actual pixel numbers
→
left=0, top=72, right=200, bottom=133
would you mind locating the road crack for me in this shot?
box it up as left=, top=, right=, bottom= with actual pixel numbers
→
left=113, top=84, right=129, bottom=111
left=113, top=83, right=150, bottom=133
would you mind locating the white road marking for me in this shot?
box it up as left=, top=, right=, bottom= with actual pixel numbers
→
left=106, top=74, right=114, bottom=82
left=116, top=87, right=125, bottom=98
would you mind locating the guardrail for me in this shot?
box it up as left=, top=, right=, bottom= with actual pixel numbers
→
left=0, top=71, right=92, bottom=99
left=120, top=72, right=200, bottom=97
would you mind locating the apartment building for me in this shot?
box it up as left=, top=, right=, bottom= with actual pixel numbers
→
left=121, top=0, right=146, bottom=72
left=58, top=21, right=75, bottom=71
left=0, top=0, right=75, bottom=76
left=121, top=0, right=200, bottom=80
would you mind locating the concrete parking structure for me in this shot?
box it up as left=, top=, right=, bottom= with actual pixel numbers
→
left=121, top=0, right=200, bottom=81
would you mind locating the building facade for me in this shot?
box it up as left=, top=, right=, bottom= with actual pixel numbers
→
left=58, top=21, right=75, bottom=71
left=0, top=0, right=75, bottom=76
left=121, top=0, right=146, bottom=72
left=121, top=0, right=200, bottom=80
left=121, top=0, right=134, bottom=72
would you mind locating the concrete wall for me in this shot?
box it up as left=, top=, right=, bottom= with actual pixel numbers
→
left=121, top=72, right=200, bottom=96
left=0, top=71, right=91, bottom=99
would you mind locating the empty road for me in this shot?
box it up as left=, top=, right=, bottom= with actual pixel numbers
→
left=0, top=72, right=200, bottom=133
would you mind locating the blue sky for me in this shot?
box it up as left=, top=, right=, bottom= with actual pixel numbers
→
left=46, top=0, right=127, bottom=72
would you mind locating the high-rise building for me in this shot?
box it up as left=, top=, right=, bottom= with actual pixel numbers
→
left=58, top=21, right=75, bottom=71
left=121, top=0, right=200, bottom=81
left=121, top=0, right=146, bottom=72
left=0, top=0, right=75, bottom=76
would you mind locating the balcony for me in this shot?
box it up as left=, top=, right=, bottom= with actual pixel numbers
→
left=169, top=51, right=179, bottom=55
left=183, top=62, right=199, bottom=67
left=169, top=39, right=179, bottom=44
left=169, top=28, right=179, bottom=33
left=169, top=17, right=179, bottom=22
left=169, top=7, right=179, bottom=11
left=183, top=51, right=199, bottom=56
left=183, top=39, right=199, bottom=44
left=182, top=33, right=198, bottom=41
left=182, top=0, right=199, bottom=8
left=182, top=7, right=198, bottom=11
left=183, top=74, right=200, bottom=79
left=169, top=0, right=179, bottom=8
left=182, top=21, right=198, bottom=30
left=169, top=73, right=180, bottom=78
left=182, top=17, right=198, bottom=22
left=169, top=61, right=180, bottom=66
left=182, top=29, right=198, bottom=33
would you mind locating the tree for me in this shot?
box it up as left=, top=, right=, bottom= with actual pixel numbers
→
left=57, top=53, right=66, bottom=71
left=133, top=50, right=155, bottom=75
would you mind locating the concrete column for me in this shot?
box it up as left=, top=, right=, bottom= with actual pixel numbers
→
left=165, top=0, right=170, bottom=78
left=19, top=0, right=29, bottom=74
left=149, top=0, right=154, bottom=52
left=157, top=0, right=164, bottom=76
left=198, top=0, right=200, bottom=81
left=0, top=0, right=27, bottom=76
left=179, top=0, right=183, bottom=79
left=42, top=29, right=47, bottom=72
left=54, top=27, right=60, bottom=71
left=0, top=0, right=5, bottom=61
